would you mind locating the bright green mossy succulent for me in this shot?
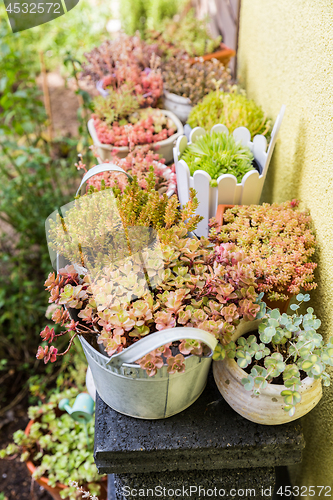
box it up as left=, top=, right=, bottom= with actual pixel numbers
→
left=181, top=131, right=254, bottom=186
left=0, top=388, right=103, bottom=500
left=187, top=90, right=272, bottom=140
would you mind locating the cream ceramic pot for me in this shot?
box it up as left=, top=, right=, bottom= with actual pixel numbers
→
left=213, top=321, right=323, bottom=425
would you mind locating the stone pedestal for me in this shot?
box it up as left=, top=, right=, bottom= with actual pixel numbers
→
left=95, top=372, right=304, bottom=500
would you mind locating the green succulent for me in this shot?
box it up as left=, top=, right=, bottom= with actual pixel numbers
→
left=0, top=388, right=103, bottom=500
left=181, top=131, right=254, bottom=186
left=213, top=293, right=333, bottom=417
left=188, top=90, right=271, bottom=140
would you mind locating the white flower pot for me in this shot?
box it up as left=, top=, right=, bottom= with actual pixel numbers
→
left=213, top=319, right=323, bottom=425
left=163, top=90, right=193, bottom=123
left=88, top=110, right=184, bottom=165
left=173, top=106, right=286, bottom=237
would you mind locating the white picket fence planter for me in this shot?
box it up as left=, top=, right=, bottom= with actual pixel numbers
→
left=173, top=105, right=286, bottom=237
left=88, top=110, right=184, bottom=165
left=163, top=90, right=193, bottom=123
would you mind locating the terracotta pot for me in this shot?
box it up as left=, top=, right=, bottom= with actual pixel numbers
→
left=213, top=321, right=323, bottom=425
left=215, top=204, right=292, bottom=313
left=189, top=43, right=236, bottom=66
left=24, top=420, right=107, bottom=500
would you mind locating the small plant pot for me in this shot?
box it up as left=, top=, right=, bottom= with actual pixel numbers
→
left=174, top=106, right=285, bottom=237
left=88, top=110, right=184, bottom=164
left=24, top=420, right=108, bottom=500
left=213, top=321, right=323, bottom=425
left=79, top=327, right=217, bottom=419
left=163, top=91, right=193, bottom=123
left=188, top=43, right=236, bottom=67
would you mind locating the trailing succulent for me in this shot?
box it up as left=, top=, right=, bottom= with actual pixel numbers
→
left=162, top=54, right=231, bottom=105
left=181, top=131, right=254, bottom=186
left=38, top=177, right=264, bottom=374
left=0, top=388, right=103, bottom=500
left=213, top=294, right=333, bottom=417
left=187, top=90, right=271, bottom=140
left=209, top=201, right=317, bottom=301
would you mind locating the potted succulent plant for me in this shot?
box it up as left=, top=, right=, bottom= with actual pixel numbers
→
left=0, top=388, right=107, bottom=500
left=209, top=201, right=317, bottom=311
left=39, top=171, right=263, bottom=419
left=174, top=105, right=285, bottom=237
left=187, top=90, right=272, bottom=139
left=81, top=33, right=164, bottom=107
left=162, top=54, right=231, bottom=122
left=145, top=8, right=235, bottom=65
left=76, top=145, right=177, bottom=197
left=213, top=294, right=333, bottom=425
left=88, top=86, right=183, bottom=164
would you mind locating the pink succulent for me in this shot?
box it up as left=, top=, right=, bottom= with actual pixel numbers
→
left=167, top=354, right=186, bottom=374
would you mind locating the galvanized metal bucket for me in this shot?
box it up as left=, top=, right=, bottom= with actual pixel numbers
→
left=80, top=327, right=217, bottom=419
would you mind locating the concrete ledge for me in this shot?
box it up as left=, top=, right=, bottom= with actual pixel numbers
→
left=94, top=372, right=305, bottom=475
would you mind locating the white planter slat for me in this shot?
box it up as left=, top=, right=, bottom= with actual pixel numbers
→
left=193, top=171, right=211, bottom=237
left=176, top=159, right=191, bottom=206
left=173, top=105, right=286, bottom=237
left=217, top=174, right=238, bottom=205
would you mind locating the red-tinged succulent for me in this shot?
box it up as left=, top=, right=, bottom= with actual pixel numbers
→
left=209, top=201, right=317, bottom=301
left=76, top=145, right=177, bottom=196
left=38, top=176, right=263, bottom=375
left=92, top=107, right=176, bottom=148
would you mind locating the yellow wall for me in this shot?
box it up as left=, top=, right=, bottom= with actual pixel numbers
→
left=237, top=0, right=333, bottom=494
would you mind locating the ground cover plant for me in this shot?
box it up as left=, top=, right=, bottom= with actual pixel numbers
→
left=187, top=90, right=271, bottom=140
left=162, top=54, right=231, bottom=105
left=38, top=176, right=263, bottom=375
left=181, top=131, right=254, bottom=185
left=209, top=201, right=317, bottom=301
left=0, top=387, right=105, bottom=499
left=213, top=294, right=333, bottom=417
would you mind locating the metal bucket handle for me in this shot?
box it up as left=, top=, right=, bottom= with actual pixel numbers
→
left=76, top=163, right=133, bottom=196
left=106, top=327, right=218, bottom=369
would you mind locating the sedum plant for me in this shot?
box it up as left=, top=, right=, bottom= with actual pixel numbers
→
left=213, top=294, right=333, bottom=417
left=181, top=131, right=254, bottom=186
left=92, top=104, right=177, bottom=147
left=209, top=201, right=317, bottom=301
left=188, top=90, right=271, bottom=140
left=81, top=34, right=163, bottom=108
left=38, top=176, right=263, bottom=374
left=162, top=54, right=231, bottom=105
left=146, top=9, right=222, bottom=59
left=0, top=388, right=104, bottom=500
left=76, top=146, right=176, bottom=195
